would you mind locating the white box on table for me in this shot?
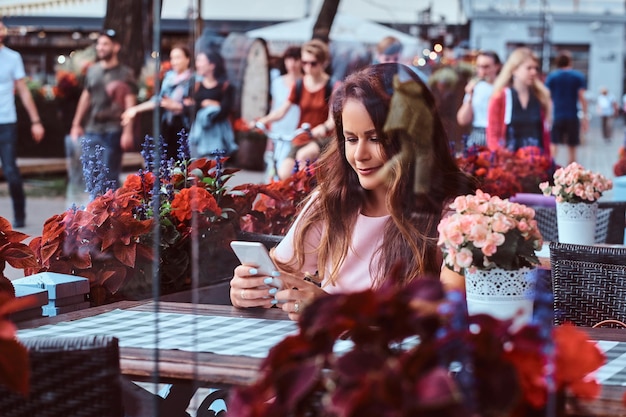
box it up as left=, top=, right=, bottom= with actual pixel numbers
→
left=12, top=272, right=90, bottom=315
left=11, top=272, right=89, bottom=300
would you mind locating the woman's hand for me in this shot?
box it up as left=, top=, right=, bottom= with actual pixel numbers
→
left=120, top=107, right=137, bottom=126
left=230, top=265, right=327, bottom=321
left=230, top=265, right=279, bottom=309
left=273, top=274, right=327, bottom=321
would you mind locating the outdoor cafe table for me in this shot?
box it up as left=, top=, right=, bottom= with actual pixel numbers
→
left=16, top=300, right=303, bottom=387
left=14, top=300, right=626, bottom=416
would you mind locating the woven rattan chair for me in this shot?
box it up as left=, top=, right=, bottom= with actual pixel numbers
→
left=0, top=335, right=123, bottom=417
left=549, top=242, right=626, bottom=327
left=533, top=206, right=613, bottom=243
left=598, top=201, right=626, bottom=244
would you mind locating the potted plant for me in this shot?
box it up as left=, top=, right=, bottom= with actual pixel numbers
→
left=540, top=162, right=613, bottom=245
left=228, top=276, right=605, bottom=417
left=27, top=135, right=258, bottom=305
left=232, top=117, right=268, bottom=171
left=437, top=190, right=544, bottom=327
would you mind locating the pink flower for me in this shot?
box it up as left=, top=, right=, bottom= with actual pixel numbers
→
left=437, top=190, right=543, bottom=273
left=455, top=248, right=474, bottom=269
left=541, top=162, right=612, bottom=203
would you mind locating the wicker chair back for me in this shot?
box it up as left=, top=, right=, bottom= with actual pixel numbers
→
left=0, top=335, right=123, bottom=417
left=549, top=242, right=626, bottom=327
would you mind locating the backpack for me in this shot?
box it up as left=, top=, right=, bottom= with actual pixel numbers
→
left=293, top=78, right=333, bottom=105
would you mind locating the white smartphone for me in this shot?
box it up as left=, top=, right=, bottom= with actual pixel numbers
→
left=230, top=241, right=279, bottom=277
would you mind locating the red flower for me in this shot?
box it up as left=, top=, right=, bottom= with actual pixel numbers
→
left=554, top=324, right=604, bottom=399
left=505, top=323, right=605, bottom=409
left=170, top=186, right=222, bottom=223
left=123, top=172, right=155, bottom=201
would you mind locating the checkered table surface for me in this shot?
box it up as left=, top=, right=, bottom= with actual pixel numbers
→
left=17, top=309, right=351, bottom=358
left=596, top=340, right=626, bottom=386
left=17, top=309, right=626, bottom=384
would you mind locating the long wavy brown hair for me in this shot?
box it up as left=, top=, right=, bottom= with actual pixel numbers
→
left=275, top=63, right=476, bottom=288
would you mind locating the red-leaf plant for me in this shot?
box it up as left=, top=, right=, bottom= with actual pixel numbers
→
left=26, top=148, right=263, bottom=305
left=228, top=270, right=605, bottom=417
left=239, top=162, right=317, bottom=236
left=0, top=216, right=39, bottom=396
left=26, top=187, right=153, bottom=305
left=132, top=156, right=259, bottom=292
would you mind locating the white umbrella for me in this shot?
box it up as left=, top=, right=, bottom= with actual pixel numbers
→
left=247, top=12, right=419, bottom=55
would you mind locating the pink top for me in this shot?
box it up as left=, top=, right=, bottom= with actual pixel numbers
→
left=273, top=200, right=389, bottom=294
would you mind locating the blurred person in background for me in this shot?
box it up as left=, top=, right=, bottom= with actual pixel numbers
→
left=487, top=47, right=552, bottom=155
left=596, top=86, right=619, bottom=142
left=255, top=39, right=335, bottom=179
left=545, top=50, right=588, bottom=164
left=264, top=46, right=302, bottom=180
left=456, top=50, right=501, bottom=149
left=70, top=29, right=137, bottom=191
left=0, top=20, right=45, bottom=228
left=122, top=44, right=194, bottom=160
left=375, top=35, right=428, bottom=84
left=187, top=49, right=237, bottom=158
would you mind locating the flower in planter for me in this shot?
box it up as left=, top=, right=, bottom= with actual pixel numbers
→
left=228, top=277, right=605, bottom=417
left=540, top=162, right=613, bottom=204
left=0, top=217, right=39, bottom=288
left=28, top=134, right=258, bottom=305
left=437, top=190, right=543, bottom=274
left=231, top=117, right=269, bottom=171
left=53, top=70, right=81, bottom=100
left=111, top=135, right=258, bottom=295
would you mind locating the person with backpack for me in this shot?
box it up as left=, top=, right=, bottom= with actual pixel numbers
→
left=254, top=39, right=335, bottom=179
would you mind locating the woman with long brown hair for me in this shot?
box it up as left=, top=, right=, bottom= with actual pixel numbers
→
left=231, top=63, right=476, bottom=320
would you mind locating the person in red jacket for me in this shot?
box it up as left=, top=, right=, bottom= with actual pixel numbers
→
left=486, top=47, right=552, bottom=156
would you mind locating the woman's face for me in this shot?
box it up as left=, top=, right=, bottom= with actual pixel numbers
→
left=195, top=53, right=213, bottom=77
left=475, top=54, right=499, bottom=83
left=342, top=98, right=388, bottom=193
left=512, top=57, right=538, bottom=86
left=301, top=51, right=323, bottom=76
left=170, top=48, right=190, bottom=73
